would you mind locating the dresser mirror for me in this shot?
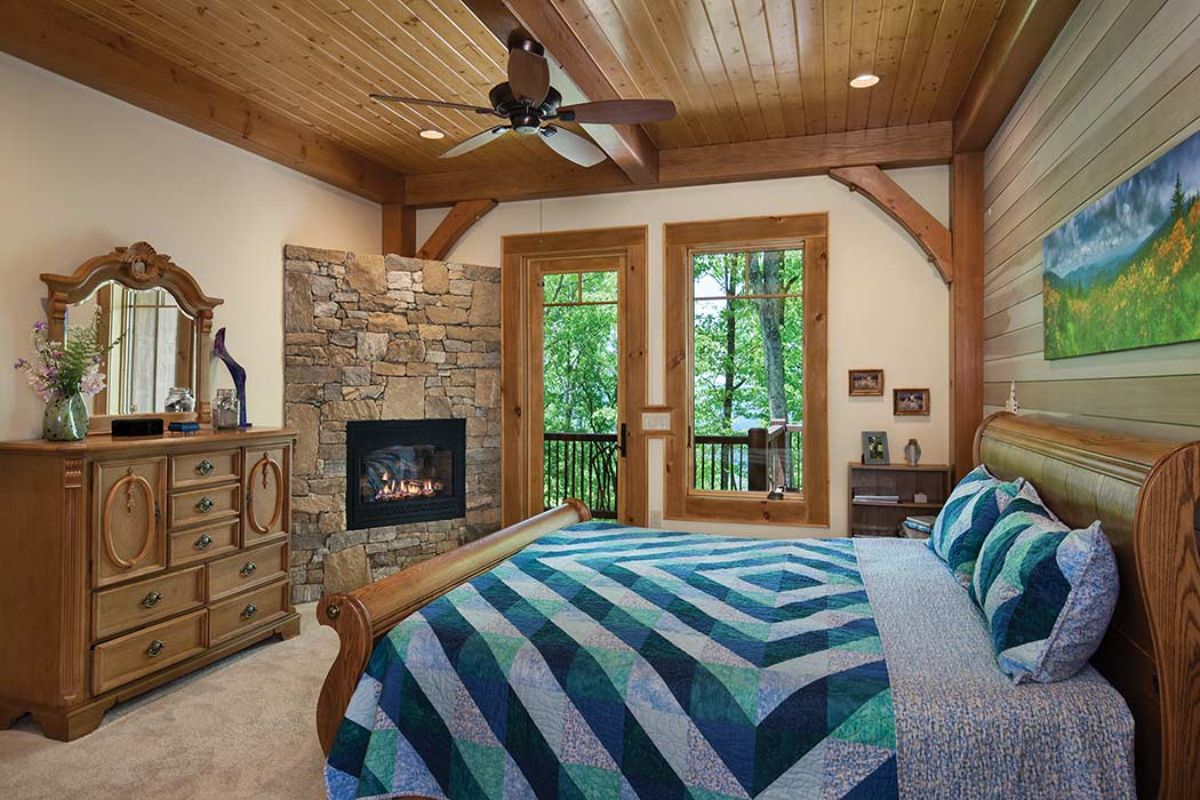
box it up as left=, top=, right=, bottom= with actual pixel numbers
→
left=42, top=242, right=224, bottom=430
left=67, top=284, right=196, bottom=416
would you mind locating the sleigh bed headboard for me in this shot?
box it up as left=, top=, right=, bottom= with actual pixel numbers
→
left=975, top=412, right=1200, bottom=800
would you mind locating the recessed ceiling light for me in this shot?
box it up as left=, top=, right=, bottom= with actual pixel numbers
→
left=850, top=74, right=880, bottom=89
left=419, top=129, right=445, bottom=140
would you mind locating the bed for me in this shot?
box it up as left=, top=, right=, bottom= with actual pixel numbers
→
left=315, top=413, right=1200, bottom=799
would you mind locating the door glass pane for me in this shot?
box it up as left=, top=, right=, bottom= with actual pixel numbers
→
left=542, top=270, right=620, bottom=517
left=691, top=249, right=804, bottom=496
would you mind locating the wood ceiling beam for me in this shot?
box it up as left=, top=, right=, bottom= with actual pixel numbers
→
left=405, top=122, right=952, bottom=207
left=953, top=0, right=1081, bottom=152
left=828, top=165, right=953, bottom=283
left=416, top=200, right=499, bottom=261
left=0, top=0, right=406, bottom=204
left=462, top=0, right=660, bottom=185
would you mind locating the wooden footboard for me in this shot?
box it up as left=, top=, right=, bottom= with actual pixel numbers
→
left=315, top=500, right=591, bottom=754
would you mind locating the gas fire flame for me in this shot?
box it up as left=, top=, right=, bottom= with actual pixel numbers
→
left=374, top=470, right=443, bottom=502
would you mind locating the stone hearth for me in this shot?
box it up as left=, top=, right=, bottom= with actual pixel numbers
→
left=282, top=245, right=501, bottom=603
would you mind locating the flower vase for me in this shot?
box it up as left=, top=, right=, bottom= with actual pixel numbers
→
left=43, top=392, right=89, bottom=441
left=903, top=438, right=922, bottom=466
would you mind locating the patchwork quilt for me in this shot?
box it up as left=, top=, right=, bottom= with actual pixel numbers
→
left=326, top=523, right=898, bottom=800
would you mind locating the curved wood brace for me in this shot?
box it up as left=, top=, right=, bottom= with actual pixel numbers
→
left=316, top=501, right=592, bottom=754
left=828, top=165, right=953, bottom=284
left=101, top=470, right=155, bottom=569
left=416, top=199, right=498, bottom=261
left=247, top=453, right=284, bottom=534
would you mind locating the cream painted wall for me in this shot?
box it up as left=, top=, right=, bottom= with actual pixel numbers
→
left=417, top=167, right=951, bottom=535
left=0, top=53, right=381, bottom=441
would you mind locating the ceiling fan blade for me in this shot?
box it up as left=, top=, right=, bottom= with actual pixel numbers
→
left=370, top=94, right=496, bottom=115
left=508, top=46, right=549, bottom=106
left=538, top=125, right=606, bottom=167
left=440, top=126, right=511, bottom=159
left=558, top=99, right=677, bottom=124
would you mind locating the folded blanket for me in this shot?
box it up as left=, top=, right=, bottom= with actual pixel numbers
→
left=327, top=523, right=899, bottom=799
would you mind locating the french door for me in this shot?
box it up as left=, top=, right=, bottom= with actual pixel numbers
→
left=501, top=228, right=647, bottom=528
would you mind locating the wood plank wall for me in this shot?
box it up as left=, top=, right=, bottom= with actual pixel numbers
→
left=982, top=0, right=1200, bottom=441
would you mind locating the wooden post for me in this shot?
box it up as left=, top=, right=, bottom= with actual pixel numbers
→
left=382, top=204, right=416, bottom=257
left=950, top=153, right=985, bottom=480
left=748, top=427, right=768, bottom=491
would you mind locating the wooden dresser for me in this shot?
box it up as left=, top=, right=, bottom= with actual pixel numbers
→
left=0, top=427, right=299, bottom=740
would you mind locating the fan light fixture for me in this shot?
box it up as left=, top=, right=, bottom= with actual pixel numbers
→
left=850, top=74, right=880, bottom=89
left=419, top=129, right=445, bottom=140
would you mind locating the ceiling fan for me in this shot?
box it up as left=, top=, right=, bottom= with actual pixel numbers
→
left=370, top=32, right=676, bottom=167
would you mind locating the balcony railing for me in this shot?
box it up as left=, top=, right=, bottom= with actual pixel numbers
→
left=694, top=423, right=803, bottom=494
left=543, top=432, right=620, bottom=519
left=543, top=424, right=803, bottom=518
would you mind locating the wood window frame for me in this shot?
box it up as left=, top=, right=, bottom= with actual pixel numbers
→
left=664, top=213, right=829, bottom=527
left=501, top=226, right=649, bottom=528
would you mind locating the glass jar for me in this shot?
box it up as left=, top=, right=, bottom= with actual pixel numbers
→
left=212, top=388, right=240, bottom=429
left=164, top=386, right=196, bottom=413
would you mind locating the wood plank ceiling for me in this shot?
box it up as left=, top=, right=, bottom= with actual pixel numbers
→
left=39, top=0, right=1009, bottom=184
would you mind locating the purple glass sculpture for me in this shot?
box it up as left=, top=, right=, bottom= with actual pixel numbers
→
left=212, top=327, right=250, bottom=428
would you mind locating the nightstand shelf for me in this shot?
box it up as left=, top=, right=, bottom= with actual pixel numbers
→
left=848, top=462, right=952, bottom=537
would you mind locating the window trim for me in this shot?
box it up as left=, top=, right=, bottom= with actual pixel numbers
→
left=663, top=213, right=829, bottom=526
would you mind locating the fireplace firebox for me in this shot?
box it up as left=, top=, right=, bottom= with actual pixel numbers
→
left=345, top=419, right=466, bottom=529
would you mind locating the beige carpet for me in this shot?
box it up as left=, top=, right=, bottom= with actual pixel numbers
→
left=0, top=603, right=338, bottom=800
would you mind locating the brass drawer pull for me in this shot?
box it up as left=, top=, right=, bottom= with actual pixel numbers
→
left=241, top=604, right=258, bottom=620
left=194, top=534, right=214, bottom=550
left=195, top=459, right=215, bottom=476
left=141, top=591, right=162, bottom=609
left=195, top=496, right=214, bottom=513
left=239, top=561, right=257, bottom=578
left=146, top=639, right=166, bottom=658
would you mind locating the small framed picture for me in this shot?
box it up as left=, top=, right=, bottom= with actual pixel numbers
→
left=894, top=388, right=931, bottom=416
left=848, top=369, right=884, bottom=397
left=861, top=431, right=889, bottom=465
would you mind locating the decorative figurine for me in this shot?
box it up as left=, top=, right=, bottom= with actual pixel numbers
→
left=1005, top=381, right=1020, bottom=414
left=904, top=438, right=922, bottom=466
left=212, top=327, right=250, bottom=428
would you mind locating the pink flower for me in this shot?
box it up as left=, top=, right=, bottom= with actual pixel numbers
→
left=13, top=358, right=27, bottom=369
left=32, top=320, right=47, bottom=333
left=80, top=365, right=106, bottom=398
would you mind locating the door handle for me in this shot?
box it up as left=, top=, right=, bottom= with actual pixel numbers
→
left=619, top=422, right=628, bottom=458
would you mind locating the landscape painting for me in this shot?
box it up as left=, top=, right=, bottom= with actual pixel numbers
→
left=1043, top=128, right=1200, bottom=359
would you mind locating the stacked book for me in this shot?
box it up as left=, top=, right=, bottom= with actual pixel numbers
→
left=902, top=515, right=935, bottom=538
left=854, top=494, right=900, bottom=503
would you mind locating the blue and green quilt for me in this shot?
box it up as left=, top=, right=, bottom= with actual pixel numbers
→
left=326, top=523, right=898, bottom=800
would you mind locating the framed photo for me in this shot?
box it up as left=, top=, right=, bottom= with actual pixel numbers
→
left=861, top=431, right=889, bottom=465
left=848, top=369, right=884, bottom=397
left=893, top=388, right=931, bottom=416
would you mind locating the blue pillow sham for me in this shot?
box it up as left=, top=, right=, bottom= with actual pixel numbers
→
left=928, top=465, right=1020, bottom=587
left=970, top=481, right=1119, bottom=683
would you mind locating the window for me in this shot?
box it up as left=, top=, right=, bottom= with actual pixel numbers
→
left=665, top=215, right=828, bottom=526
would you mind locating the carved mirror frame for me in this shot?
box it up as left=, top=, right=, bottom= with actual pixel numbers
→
left=41, top=241, right=224, bottom=429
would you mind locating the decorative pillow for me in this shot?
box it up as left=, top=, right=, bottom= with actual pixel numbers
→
left=970, top=481, right=1119, bottom=683
left=928, top=465, right=1020, bottom=587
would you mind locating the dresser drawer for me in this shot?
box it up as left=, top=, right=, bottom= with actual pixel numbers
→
left=92, top=609, right=207, bottom=694
left=168, top=483, right=240, bottom=530
left=208, top=579, right=289, bottom=645
left=169, top=519, right=240, bottom=568
left=93, top=567, right=205, bottom=641
left=170, top=449, right=240, bottom=490
left=208, top=541, right=287, bottom=601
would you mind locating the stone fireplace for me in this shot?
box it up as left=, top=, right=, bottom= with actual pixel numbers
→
left=283, top=245, right=501, bottom=602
